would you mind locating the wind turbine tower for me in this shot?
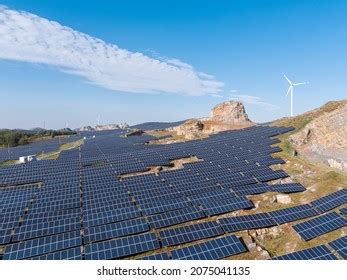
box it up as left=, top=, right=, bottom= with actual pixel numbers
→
left=283, top=74, right=308, bottom=117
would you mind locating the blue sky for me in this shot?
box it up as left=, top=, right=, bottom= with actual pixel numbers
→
left=0, top=0, right=346, bottom=129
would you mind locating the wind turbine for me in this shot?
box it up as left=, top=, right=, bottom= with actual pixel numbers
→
left=283, top=74, right=308, bottom=117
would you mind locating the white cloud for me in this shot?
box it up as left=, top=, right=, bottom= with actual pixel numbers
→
left=0, top=6, right=223, bottom=96
left=211, top=94, right=223, bottom=98
left=230, top=93, right=280, bottom=111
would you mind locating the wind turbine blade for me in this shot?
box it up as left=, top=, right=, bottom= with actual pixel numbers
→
left=293, top=82, right=308, bottom=86
left=283, top=73, right=292, bottom=84
left=286, top=86, right=291, bottom=96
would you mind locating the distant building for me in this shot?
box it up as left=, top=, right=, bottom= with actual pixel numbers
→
left=19, top=155, right=37, bottom=164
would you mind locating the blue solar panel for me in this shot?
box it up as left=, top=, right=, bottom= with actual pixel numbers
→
left=293, top=212, right=347, bottom=241
left=219, top=213, right=277, bottom=232
left=83, top=206, right=141, bottom=227
left=272, top=245, right=337, bottom=260
left=13, top=217, right=80, bottom=241
left=30, top=247, right=82, bottom=260
left=84, top=217, right=149, bottom=243
left=269, top=183, right=306, bottom=193
left=171, top=235, right=246, bottom=260
left=201, top=197, right=253, bottom=216
left=328, top=236, right=347, bottom=260
left=159, top=221, right=224, bottom=246
left=139, top=252, right=170, bottom=260
left=147, top=206, right=205, bottom=229
left=340, top=208, right=347, bottom=216
left=231, top=183, right=269, bottom=196
left=310, top=189, right=347, bottom=213
left=188, top=189, right=236, bottom=205
left=84, top=232, right=160, bottom=260
left=140, top=199, right=192, bottom=215
left=0, top=229, right=12, bottom=245
left=0, top=125, right=302, bottom=259
left=3, top=230, right=82, bottom=260
left=269, top=204, right=318, bottom=224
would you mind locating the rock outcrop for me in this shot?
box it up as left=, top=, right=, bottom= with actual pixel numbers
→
left=168, top=100, right=254, bottom=139
left=208, top=100, right=251, bottom=125
left=289, top=103, right=347, bottom=171
left=75, top=123, right=129, bottom=132
left=169, top=119, right=204, bottom=140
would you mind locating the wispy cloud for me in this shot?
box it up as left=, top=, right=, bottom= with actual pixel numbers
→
left=0, top=6, right=223, bottom=96
left=230, top=93, right=280, bottom=111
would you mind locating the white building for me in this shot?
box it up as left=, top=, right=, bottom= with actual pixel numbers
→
left=19, top=155, right=37, bottom=164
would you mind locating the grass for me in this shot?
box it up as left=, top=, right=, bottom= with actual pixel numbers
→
left=37, top=139, right=84, bottom=160
left=271, top=100, right=346, bottom=131
left=0, top=159, right=18, bottom=166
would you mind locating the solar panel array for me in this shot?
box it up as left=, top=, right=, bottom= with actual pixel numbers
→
left=2, top=124, right=344, bottom=260
left=340, top=208, right=347, bottom=216
left=272, top=245, right=338, bottom=260
left=292, top=212, right=347, bottom=241
left=159, top=221, right=224, bottom=246
left=171, top=235, right=247, bottom=260
left=328, top=236, right=347, bottom=260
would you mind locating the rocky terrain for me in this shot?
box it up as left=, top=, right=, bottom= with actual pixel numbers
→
left=279, top=101, right=347, bottom=172
left=76, top=123, right=129, bottom=132
left=167, top=100, right=254, bottom=139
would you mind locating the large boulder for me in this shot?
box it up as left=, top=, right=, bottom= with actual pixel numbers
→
left=289, top=104, right=347, bottom=171
left=209, top=100, right=252, bottom=124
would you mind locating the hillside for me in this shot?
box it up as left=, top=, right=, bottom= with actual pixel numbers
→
left=271, top=100, right=347, bottom=171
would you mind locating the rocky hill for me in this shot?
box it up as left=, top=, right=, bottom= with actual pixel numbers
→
left=75, top=123, right=129, bottom=132
left=168, top=100, right=254, bottom=139
left=272, top=100, right=347, bottom=172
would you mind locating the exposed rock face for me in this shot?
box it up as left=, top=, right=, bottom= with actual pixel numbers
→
left=95, top=123, right=129, bottom=131
left=75, top=123, right=129, bottom=132
left=169, top=119, right=204, bottom=140
left=75, top=126, right=94, bottom=132
left=289, top=104, right=347, bottom=171
left=209, top=101, right=251, bottom=124
left=275, top=194, right=292, bottom=204
left=169, top=100, right=254, bottom=139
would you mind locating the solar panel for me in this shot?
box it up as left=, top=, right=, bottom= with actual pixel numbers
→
left=140, top=199, right=192, bottom=216
left=272, top=245, right=337, bottom=260
left=139, top=252, right=170, bottom=260
left=84, top=217, right=149, bottom=243
left=30, top=247, right=82, bottom=260
left=201, top=197, right=253, bottom=216
left=340, top=208, right=347, bottom=216
left=268, top=183, right=306, bottom=193
left=3, top=230, right=82, bottom=260
left=0, top=125, right=304, bottom=260
left=84, top=232, right=160, bottom=260
left=293, top=212, right=347, bottom=241
left=218, top=213, right=277, bottom=233
left=0, top=229, right=12, bottom=245
left=171, top=235, right=246, bottom=260
left=310, top=189, right=347, bottom=213
left=13, top=217, right=80, bottom=241
left=188, top=189, right=236, bottom=205
left=159, top=221, right=224, bottom=246
left=328, top=236, right=347, bottom=260
left=83, top=206, right=141, bottom=227
left=147, top=206, right=205, bottom=229
left=268, top=204, right=318, bottom=224
left=231, top=183, right=268, bottom=196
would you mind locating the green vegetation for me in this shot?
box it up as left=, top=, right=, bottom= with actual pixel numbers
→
left=0, top=129, right=76, bottom=147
